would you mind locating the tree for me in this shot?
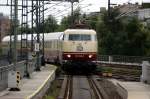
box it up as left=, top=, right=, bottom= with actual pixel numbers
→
left=82, top=14, right=99, bottom=30
left=96, top=9, right=150, bottom=56
left=58, top=8, right=81, bottom=31
left=58, top=16, right=70, bottom=31
left=18, top=25, right=32, bottom=34
left=43, top=15, right=58, bottom=32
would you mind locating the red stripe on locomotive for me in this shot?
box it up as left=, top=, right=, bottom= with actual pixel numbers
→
left=63, top=52, right=97, bottom=61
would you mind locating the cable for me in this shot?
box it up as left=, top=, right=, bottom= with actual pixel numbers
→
left=18, top=0, right=85, bottom=24
left=45, top=0, right=86, bottom=17
left=25, top=2, right=91, bottom=26
left=52, top=3, right=92, bottom=21
left=44, top=0, right=85, bottom=17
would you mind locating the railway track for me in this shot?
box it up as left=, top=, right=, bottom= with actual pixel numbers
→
left=65, top=76, right=72, bottom=99
left=57, top=75, right=73, bottom=99
left=97, top=63, right=141, bottom=81
left=58, top=76, right=106, bottom=99
left=87, top=77, right=103, bottom=99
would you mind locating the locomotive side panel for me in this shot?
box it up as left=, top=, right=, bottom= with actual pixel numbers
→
left=44, top=40, right=62, bottom=63
left=1, top=32, right=64, bottom=64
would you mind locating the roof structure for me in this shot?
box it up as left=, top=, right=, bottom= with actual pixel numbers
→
left=2, top=32, right=64, bottom=42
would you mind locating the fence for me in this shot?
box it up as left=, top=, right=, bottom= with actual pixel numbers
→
left=97, top=55, right=150, bottom=64
left=0, top=55, right=9, bottom=66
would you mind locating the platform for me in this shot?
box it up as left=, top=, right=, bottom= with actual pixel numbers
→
left=0, top=64, right=57, bottom=99
left=110, top=79, right=150, bottom=99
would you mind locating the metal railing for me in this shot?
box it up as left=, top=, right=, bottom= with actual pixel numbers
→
left=0, top=57, right=37, bottom=91
left=97, top=55, right=150, bottom=64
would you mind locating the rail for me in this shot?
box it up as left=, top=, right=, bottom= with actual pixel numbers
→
left=88, top=77, right=103, bottom=99
left=64, top=76, right=72, bottom=99
left=57, top=75, right=73, bottom=99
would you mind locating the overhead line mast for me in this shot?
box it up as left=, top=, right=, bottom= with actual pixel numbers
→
left=13, top=0, right=18, bottom=70
left=108, top=0, right=111, bottom=20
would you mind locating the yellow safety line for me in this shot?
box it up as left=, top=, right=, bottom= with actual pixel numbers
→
left=25, top=65, right=56, bottom=99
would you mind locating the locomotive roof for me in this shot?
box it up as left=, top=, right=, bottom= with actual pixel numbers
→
left=2, top=32, right=64, bottom=42
left=64, top=29, right=96, bottom=34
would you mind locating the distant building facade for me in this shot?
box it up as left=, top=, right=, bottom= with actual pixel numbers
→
left=138, top=8, right=150, bottom=20
left=0, top=13, right=10, bottom=43
left=117, top=3, right=140, bottom=15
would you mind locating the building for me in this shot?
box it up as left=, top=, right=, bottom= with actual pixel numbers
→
left=115, top=3, right=150, bottom=26
left=117, top=3, right=140, bottom=15
left=100, top=7, right=106, bottom=13
left=0, top=13, right=10, bottom=43
left=138, top=8, right=150, bottom=20
left=0, top=13, right=10, bottom=54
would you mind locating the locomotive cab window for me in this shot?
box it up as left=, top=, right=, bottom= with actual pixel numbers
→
left=92, top=35, right=97, bottom=41
left=63, top=34, right=68, bottom=41
left=69, top=34, right=91, bottom=41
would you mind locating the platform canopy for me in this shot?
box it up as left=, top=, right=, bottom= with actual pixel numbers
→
left=32, top=0, right=78, bottom=2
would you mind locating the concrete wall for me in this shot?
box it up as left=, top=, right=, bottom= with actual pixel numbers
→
left=0, top=58, right=36, bottom=91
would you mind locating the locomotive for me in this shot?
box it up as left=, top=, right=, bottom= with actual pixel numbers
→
left=2, top=29, right=98, bottom=74
left=62, top=29, right=98, bottom=74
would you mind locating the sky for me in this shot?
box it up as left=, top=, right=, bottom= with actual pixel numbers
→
left=0, top=0, right=149, bottom=23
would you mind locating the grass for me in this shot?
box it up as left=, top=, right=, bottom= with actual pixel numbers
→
left=99, top=65, right=141, bottom=76
left=43, top=78, right=62, bottom=99
left=44, top=95, right=55, bottom=99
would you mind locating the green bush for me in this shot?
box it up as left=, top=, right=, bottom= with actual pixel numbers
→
left=101, top=67, right=112, bottom=73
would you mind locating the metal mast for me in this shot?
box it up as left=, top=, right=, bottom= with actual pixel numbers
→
left=32, top=0, right=41, bottom=71
left=71, top=0, right=74, bottom=27
left=21, top=0, right=29, bottom=77
left=9, top=0, right=15, bottom=64
left=70, top=0, right=79, bottom=27
left=40, top=0, right=45, bottom=66
left=36, top=0, right=40, bottom=71
left=13, top=0, right=18, bottom=70
left=31, top=0, right=35, bottom=52
left=108, top=0, right=111, bottom=18
left=31, top=0, right=40, bottom=71
left=21, top=0, right=28, bottom=59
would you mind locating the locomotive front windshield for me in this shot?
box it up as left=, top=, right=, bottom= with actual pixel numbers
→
left=69, top=34, right=91, bottom=41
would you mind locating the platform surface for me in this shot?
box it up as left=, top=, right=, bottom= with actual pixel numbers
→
left=0, top=64, right=56, bottom=99
left=110, top=79, right=150, bottom=99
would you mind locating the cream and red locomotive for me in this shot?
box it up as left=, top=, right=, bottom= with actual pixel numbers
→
left=62, top=29, right=97, bottom=73
left=63, top=29, right=97, bottom=61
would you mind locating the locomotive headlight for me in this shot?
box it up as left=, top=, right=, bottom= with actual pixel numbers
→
left=88, top=55, right=93, bottom=58
left=67, top=54, right=71, bottom=58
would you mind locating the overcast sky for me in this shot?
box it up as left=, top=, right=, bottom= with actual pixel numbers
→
left=0, top=0, right=149, bottom=23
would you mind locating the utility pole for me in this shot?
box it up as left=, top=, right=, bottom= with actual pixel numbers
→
left=31, top=0, right=34, bottom=52
left=71, top=0, right=74, bottom=27
left=13, top=0, right=18, bottom=70
left=70, top=0, right=79, bottom=27
left=42, top=0, right=45, bottom=66
left=9, top=0, right=14, bottom=64
left=21, top=0, right=29, bottom=77
left=108, top=0, right=111, bottom=19
left=35, top=0, right=40, bottom=71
